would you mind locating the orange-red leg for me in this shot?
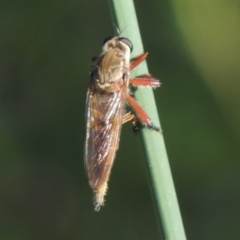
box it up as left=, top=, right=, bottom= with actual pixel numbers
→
left=129, top=53, right=160, bottom=132
left=130, top=53, right=148, bottom=70
left=127, top=95, right=160, bottom=132
left=130, top=74, right=161, bottom=88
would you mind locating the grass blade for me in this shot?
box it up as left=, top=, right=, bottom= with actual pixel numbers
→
left=108, top=1, right=187, bottom=239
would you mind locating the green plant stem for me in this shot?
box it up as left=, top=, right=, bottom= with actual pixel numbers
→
left=108, top=1, right=187, bottom=239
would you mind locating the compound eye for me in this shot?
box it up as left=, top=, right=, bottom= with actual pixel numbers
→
left=103, top=36, right=114, bottom=45
left=118, top=37, right=133, bottom=52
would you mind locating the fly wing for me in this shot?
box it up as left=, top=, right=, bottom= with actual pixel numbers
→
left=84, top=88, right=125, bottom=189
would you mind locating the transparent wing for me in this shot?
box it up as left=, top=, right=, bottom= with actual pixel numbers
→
left=84, top=88, right=125, bottom=189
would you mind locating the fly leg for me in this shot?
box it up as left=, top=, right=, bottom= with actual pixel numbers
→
left=130, top=53, right=161, bottom=87
left=130, top=53, right=148, bottom=70
left=130, top=74, right=161, bottom=88
left=122, top=112, right=139, bottom=132
left=122, top=112, right=134, bottom=124
left=127, top=95, right=160, bottom=132
left=128, top=53, right=160, bottom=132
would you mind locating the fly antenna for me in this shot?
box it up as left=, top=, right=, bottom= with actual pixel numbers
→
left=112, top=23, right=127, bottom=37
left=112, top=23, right=121, bottom=36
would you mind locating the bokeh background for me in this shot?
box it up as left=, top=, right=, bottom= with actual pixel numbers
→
left=1, top=0, right=240, bottom=239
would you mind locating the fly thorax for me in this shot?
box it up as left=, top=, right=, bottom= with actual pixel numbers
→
left=93, top=50, right=129, bottom=92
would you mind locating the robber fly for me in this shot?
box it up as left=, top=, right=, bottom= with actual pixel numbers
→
left=85, top=35, right=161, bottom=211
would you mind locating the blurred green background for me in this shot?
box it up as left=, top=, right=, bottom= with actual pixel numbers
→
left=1, top=0, right=240, bottom=239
